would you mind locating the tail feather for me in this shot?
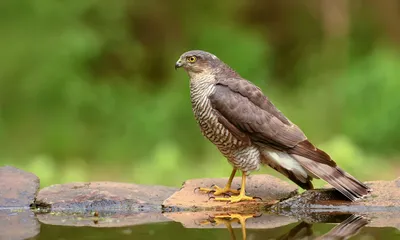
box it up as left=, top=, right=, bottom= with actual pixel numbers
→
left=292, top=154, right=370, bottom=201
left=316, top=215, right=369, bottom=240
left=261, top=148, right=314, bottom=190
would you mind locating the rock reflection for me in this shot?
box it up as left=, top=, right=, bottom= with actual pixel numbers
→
left=0, top=209, right=40, bottom=240
left=204, top=213, right=369, bottom=240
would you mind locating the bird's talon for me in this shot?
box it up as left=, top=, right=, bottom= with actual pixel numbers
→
left=197, top=185, right=240, bottom=196
left=208, top=196, right=215, bottom=201
left=193, top=187, right=201, bottom=193
left=198, top=187, right=215, bottom=194
left=253, top=196, right=263, bottom=201
left=215, top=194, right=255, bottom=203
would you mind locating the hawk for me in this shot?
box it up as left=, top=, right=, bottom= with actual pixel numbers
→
left=175, top=50, right=371, bottom=203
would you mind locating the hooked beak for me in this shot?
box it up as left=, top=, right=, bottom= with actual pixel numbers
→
left=175, top=59, right=183, bottom=70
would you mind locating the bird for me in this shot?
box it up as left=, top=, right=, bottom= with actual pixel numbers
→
left=175, top=50, right=371, bottom=203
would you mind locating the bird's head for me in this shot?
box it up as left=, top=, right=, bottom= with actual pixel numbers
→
left=175, top=50, right=221, bottom=77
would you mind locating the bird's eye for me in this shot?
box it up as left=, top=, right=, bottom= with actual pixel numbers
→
left=186, top=56, right=197, bottom=63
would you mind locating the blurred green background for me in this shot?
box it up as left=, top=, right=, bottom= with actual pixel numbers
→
left=1, top=0, right=399, bottom=188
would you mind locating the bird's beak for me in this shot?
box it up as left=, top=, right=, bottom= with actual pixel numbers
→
left=175, top=59, right=183, bottom=70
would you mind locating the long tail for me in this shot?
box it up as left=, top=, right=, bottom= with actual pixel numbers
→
left=289, top=141, right=371, bottom=201
left=316, top=215, right=369, bottom=240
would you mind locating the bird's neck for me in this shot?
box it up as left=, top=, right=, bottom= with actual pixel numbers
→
left=217, top=63, right=240, bottom=79
left=189, top=71, right=216, bottom=85
left=189, top=74, right=216, bottom=101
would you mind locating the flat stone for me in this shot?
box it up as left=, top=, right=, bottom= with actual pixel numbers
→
left=395, top=177, right=400, bottom=188
left=278, top=178, right=400, bottom=211
left=162, top=174, right=298, bottom=211
left=36, top=182, right=178, bottom=212
left=366, top=212, right=400, bottom=230
left=37, top=212, right=171, bottom=227
left=0, top=210, right=40, bottom=240
left=0, top=166, right=40, bottom=208
left=364, top=178, right=400, bottom=207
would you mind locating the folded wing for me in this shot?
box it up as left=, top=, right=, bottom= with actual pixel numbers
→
left=209, top=77, right=370, bottom=200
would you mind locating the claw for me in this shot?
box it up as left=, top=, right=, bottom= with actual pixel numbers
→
left=193, top=187, right=201, bottom=193
left=222, top=193, right=231, bottom=197
left=209, top=196, right=215, bottom=201
left=253, top=196, right=263, bottom=201
left=207, top=215, right=215, bottom=222
left=196, top=216, right=216, bottom=226
left=215, top=194, right=256, bottom=203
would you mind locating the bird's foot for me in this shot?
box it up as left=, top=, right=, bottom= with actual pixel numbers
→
left=198, top=216, right=231, bottom=227
left=214, top=194, right=256, bottom=203
left=208, top=213, right=254, bottom=240
left=198, top=185, right=240, bottom=196
left=213, top=213, right=254, bottom=224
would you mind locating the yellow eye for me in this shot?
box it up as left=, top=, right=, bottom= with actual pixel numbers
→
left=186, top=56, right=197, bottom=63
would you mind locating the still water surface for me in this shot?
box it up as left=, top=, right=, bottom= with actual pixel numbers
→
left=37, top=220, right=399, bottom=240
left=2, top=210, right=399, bottom=240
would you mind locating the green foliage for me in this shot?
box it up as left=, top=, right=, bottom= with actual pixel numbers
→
left=340, top=49, right=400, bottom=154
left=0, top=1, right=398, bottom=187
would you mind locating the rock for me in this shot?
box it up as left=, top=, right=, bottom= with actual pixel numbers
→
left=36, top=182, right=178, bottom=212
left=0, top=166, right=40, bottom=208
left=0, top=210, right=40, bottom=240
left=278, top=178, right=400, bottom=211
left=362, top=178, right=400, bottom=207
left=37, top=212, right=171, bottom=227
left=162, top=174, right=298, bottom=211
left=275, top=178, right=400, bottom=231
left=365, top=212, right=400, bottom=230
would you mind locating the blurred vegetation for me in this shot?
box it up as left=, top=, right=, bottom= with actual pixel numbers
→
left=0, top=0, right=399, bottom=187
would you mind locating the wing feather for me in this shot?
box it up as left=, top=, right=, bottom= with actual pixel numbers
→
left=209, top=78, right=336, bottom=166
left=209, top=78, right=305, bottom=148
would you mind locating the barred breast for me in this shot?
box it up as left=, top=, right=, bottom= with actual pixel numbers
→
left=190, top=77, right=261, bottom=172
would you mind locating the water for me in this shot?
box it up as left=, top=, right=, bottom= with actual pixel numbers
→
left=1, top=210, right=399, bottom=240
left=36, top=221, right=399, bottom=240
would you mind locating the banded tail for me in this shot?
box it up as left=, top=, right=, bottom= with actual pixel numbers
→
left=289, top=140, right=371, bottom=201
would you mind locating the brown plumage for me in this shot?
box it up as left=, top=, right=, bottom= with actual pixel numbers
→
left=175, top=50, right=371, bottom=201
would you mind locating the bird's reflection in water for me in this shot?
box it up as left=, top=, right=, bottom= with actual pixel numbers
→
left=201, top=213, right=257, bottom=240
left=314, top=215, right=369, bottom=240
left=203, top=213, right=369, bottom=240
left=277, top=221, right=313, bottom=240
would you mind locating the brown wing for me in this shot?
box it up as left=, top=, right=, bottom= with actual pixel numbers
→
left=209, top=77, right=336, bottom=167
left=210, top=78, right=306, bottom=149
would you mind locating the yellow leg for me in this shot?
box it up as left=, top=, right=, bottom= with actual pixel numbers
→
left=212, top=213, right=253, bottom=240
left=199, top=169, right=240, bottom=195
left=198, top=216, right=237, bottom=240
left=214, top=171, right=255, bottom=203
